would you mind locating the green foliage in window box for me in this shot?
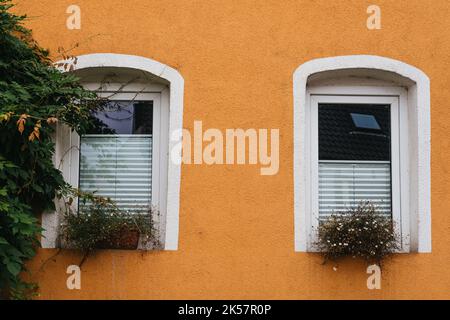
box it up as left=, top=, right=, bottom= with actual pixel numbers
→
left=315, top=202, right=401, bottom=265
left=61, top=190, right=160, bottom=257
left=0, top=1, right=104, bottom=298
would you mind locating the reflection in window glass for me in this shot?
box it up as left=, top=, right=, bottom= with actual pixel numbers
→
left=350, top=113, right=381, bottom=130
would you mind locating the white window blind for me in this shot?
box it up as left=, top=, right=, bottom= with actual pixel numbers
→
left=79, top=134, right=152, bottom=213
left=318, top=161, right=391, bottom=220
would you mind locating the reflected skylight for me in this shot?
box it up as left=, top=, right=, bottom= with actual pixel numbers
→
left=350, top=113, right=381, bottom=130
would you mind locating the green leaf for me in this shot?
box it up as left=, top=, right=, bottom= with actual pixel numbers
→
left=31, top=184, right=44, bottom=193
left=6, top=262, right=22, bottom=276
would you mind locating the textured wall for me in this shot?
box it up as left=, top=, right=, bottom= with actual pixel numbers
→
left=17, top=0, right=450, bottom=299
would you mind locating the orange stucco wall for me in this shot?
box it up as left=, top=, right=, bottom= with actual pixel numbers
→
left=17, top=0, right=450, bottom=299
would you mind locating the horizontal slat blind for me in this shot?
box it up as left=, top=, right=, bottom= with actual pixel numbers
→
left=319, top=161, right=391, bottom=220
left=79, top=134, right=152, bottom=213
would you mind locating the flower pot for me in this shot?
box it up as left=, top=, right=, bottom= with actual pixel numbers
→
left=97, top=228, right=140, bottom=250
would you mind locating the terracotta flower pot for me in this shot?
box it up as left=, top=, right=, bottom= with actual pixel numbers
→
left=97, top=228, right=140, bottom=250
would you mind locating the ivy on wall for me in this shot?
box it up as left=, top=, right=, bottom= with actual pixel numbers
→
left=0, top=0, right=102, bottom=299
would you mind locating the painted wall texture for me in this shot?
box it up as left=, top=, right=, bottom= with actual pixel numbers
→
left=16, top=0, right=450, bottom=299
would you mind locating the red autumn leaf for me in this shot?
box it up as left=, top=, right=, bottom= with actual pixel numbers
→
left=16, top=114, right=28, bottom=134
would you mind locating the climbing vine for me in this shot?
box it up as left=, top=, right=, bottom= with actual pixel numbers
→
left=0, top=0, right=103, bottom=299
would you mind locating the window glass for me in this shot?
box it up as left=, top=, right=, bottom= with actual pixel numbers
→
left=79, top=100, right=153, bottom=213
left=318, top=104, right=391, bottom=220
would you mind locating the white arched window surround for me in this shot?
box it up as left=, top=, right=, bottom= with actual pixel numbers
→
left=42, top=53, right=184, bottom=251
left=293, top=55, right=431, bottom=253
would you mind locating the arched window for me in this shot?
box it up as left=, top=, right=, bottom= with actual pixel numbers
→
left=293, top=55, right=431, bottom=253
left=42, top=54, right=184, bottom=250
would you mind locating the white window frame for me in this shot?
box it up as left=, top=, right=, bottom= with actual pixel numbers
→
left=293, top=55, right=431, bottom=253
left=308, top=91, right=409, bottom=252
left=42, top=53, right=184, bottom=251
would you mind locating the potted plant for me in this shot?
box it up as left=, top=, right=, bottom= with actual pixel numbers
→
left=314, top=201, right=400, bottom=266
left=94, top=213, right=155, bottom=250
left=60, top=190, right=159, bottom=263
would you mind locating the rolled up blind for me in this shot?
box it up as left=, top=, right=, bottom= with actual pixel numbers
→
left=79, top=134, right=152, bottom=214
left=318, top=161, right=391, bottom=221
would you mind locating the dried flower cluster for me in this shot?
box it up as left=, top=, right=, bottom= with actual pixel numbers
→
left=315, top=202, right=401, bottom=264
